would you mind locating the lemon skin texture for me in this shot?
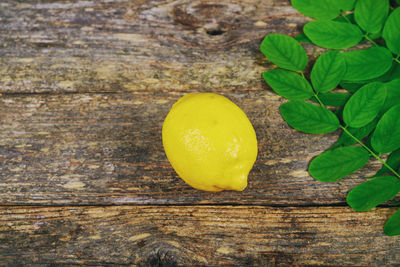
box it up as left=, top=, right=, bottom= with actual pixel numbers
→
left=162, top=93, right=258, bottom=192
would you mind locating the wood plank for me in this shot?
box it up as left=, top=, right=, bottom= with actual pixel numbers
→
left=0, top=0, right=309, bottom=94
left=0, top=92, right=382, bottom=205
left=1, top=205, right=399, bottom=265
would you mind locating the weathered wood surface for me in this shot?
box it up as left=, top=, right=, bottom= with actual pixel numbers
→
left=1, top=92, right=382, bottom=205
left=1, top=206, right=399, bottom=266
left=1, top=0, right=399, bottom=265
left=0, top=0, right=380, bottom=205
left=0, top=0, right=309, bottom=94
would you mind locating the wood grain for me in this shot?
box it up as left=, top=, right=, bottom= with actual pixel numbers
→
left=2, top=0, right=399, bottom=265
left=0, top=91, right=383, bottom=205
left=0, top=0, right=310, bottom=94
left=1, top=205, right=399, bottom=266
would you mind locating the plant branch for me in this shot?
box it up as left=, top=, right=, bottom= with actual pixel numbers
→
left=340, top=125, right=400, bottom=179
left=341, top=12, right=352, bottom=23
left=306, top=71, right=326, bottom=108
left=394, top=56, right=400, bottom=64
left=364, top=34, right=378, bottom=46
left=313, top=93, right=325, bottom=107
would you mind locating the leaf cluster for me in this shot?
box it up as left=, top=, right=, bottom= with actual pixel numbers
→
left=260, top=0, right=400, bottom=236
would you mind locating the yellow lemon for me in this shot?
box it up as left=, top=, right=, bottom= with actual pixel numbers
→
left=162, top=93, right=258, bottom=192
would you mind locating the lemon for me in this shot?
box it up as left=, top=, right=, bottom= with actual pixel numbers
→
left=162, top=93, right=258, bottom=192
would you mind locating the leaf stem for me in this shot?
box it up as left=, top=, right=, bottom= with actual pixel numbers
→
left=364, top=34, right=378, bottom=46
left=313, top=93, right=325, bottom=108
left=303, top=70, right=326, bottom=108
left=340, top=125, right=400, bottom=179
left=394, top=56, right=400, bottom=64
left=340, top=11, right=379, bottom=48
left=341, top=12, right=352, bottom=24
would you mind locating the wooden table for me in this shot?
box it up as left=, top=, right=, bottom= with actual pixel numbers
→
left=1, top=0, right=399, bottom=265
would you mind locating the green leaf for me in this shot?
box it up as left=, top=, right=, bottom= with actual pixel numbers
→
left=343, top=82, right=387, bottom=128
left=309, top=146, right=370, bottom=182
left=304, top=21, right=364, bottom=49
left=333, top=118, right=378, bottom=148
left=389, top=201, right=400, bottom=207
left=375, top=149, right=400, bottom=176
left=378, top=62, right=400, bottom=83
left=334, top=106, right=344, bottom=118
left=339, top=62, right=400, bottom=93
left=311, top=92, right=351, bottom=107
left=342, top=46, right=393, bottom=82
left=371, top=105, right=400, bottom=153
left=364, top=135, right=380, bottom=155
left=340, top=81, right=364, bottom=93
left=260, top=34, right=308, bottom=71
left=362, top=62, right=400, bottom=84
left=381, top=79, right=400, bottom=114
left=354, top=0, right=389, bottom=33
left=384, top=209, right=400, bottom=236
left=367, top=31, right=382, bottom=41
left=311, top=51, right=346, bottom=93
left=291, top=0, right=341, bottom=20
left=333, top=0, right=357, bottom=11
left=334, top=13, right=356, bottom=23
left=295, top=33, right=313, bottom=44
left=279, top=101, right=340, bottom=134
left=262, top=69, right=314, bottom=100
left=383, top=7, right=400, bottom=55
left=359, top=62, right=400, bottom=84
left=347, top=176, right=400, bottom=212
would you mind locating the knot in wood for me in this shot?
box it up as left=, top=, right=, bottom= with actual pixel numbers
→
left=172, top=2, right=243, bottom=35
